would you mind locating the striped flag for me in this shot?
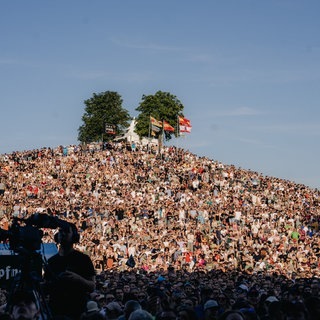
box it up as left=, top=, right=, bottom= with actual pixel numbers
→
left=163, top=120, right=175, bottom=132
left=150, top=116, right=162, bottom=127
left=178, top=116, right=192, bottom=133
left=150, top=116, right=162, bottom=135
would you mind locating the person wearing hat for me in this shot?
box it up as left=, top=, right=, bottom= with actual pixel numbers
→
left=86, top=301, right=99, bottom=313
left=9, top=291, right=40, bottom=320
left=80, top=300, right=104, bottom=320
left=129, top=309, right=153, bottom=320
left=103, top=301, right=123, bottom=320
left=203, top=299, right=219, bottom=320
left=235, top=284, right=248, bottom=300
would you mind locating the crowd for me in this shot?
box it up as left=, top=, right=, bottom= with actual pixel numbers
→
left=0, top=141, right=319, bottom=319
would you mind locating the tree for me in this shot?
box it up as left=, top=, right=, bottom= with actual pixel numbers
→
left=134, top=91, right=184, bottom=141
left=78, top=91, right=131, bottom=143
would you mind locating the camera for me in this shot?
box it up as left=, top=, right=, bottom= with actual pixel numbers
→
left=0, top=213, right=72, bottom=319
left=0, top=213, right=71, bottom=253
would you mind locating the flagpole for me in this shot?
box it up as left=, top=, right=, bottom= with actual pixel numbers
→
left=162, top=120, right=165, bottom=147
left=148, top=116, right=152, bottom=153
left=177, top=115, right=181, bottom=149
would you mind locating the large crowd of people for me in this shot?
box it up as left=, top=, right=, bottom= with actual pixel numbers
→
left=0, top=141, right=319, bottom=319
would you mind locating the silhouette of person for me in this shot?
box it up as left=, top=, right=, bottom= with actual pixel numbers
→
left=44, top=222, right=95, bottom=319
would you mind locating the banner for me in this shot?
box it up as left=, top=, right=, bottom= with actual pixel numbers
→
left=150, top=116, right=162, bottom=128
left=163, top=120, right=175, bottom=132
left=178, top=116, right=192, bottom=133
left=151, top=125, right=161, bottom=133
left=150, top=116, right=162, bottom=135
left=105, top=124, right=116, bottom=135
left=0, top=243, right=58, bottom=288
left=126, top=255, right=136, bottom=268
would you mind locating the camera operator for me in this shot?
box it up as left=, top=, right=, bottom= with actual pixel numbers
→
left=44, top=222, right=95, bottom=319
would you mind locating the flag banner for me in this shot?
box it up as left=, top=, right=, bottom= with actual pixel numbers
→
left=105, top=124, right=116, bottom=135
left=178, top=116, right=192, bottom=133
left=179, top=125, right=192, bottom=133
left=178, top=116, right=191, bottom=126
left=164, top=131, right=172, bottom=140
left=151, top=124, right=161, bottom=132
left=150, top=116, right=163, bottom=128
left=163, top=120, right=175, bottom=132
left=126, top=254, right=136, bottom=268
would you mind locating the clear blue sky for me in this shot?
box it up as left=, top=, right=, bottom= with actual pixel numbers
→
left=1, top=1, right=319, bottom=189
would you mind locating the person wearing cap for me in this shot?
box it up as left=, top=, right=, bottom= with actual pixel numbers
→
left=265, top=296, right=279, bottom=304
left=203, top=299, right=219, bottom=320
left=103, top=301, right=123, bottom=320
left=235, top=284, right=248, bottom=300
left=80, top=300, right=104, bottom=320
left=129, top=309, right=153, bottom=320
left=9, top=291, right=40, bottom=320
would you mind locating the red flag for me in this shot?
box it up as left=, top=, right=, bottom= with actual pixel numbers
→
left=178, top=116, right=191, bottom=126
left=180, top=125, right=192, bottom=133
left=150, top=116, right=162, bottom=128
left=163, top=120, right=175, bottom=132
left=178, top=116, right=192, bottom=133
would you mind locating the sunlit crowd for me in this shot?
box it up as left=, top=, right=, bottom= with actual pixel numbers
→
left=0, top=141, right=319, bottom=319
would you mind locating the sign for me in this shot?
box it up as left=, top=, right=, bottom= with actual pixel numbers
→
left=0, top=243, right=58, bottom=288
left=0, top=243, right=58, bottom=259
left=105, top=124, right=116, bottom=135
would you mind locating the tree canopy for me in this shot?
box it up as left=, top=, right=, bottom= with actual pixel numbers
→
left=78, top=91, right=131, bottom=143
left=134, top=91, right=184, bottom=140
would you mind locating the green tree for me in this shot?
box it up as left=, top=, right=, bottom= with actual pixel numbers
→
left=134, top=91, right=184, bottom=140
left=78, top=91, right=131, bottom=143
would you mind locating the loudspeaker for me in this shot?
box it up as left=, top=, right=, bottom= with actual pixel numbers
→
left=54, top=223, right=80, bottom=244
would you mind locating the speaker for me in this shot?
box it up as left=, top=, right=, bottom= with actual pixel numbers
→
left=54, top=223, right=80, bottom=244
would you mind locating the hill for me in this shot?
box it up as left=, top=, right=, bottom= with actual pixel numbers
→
left=0, top=141, right=319, bottom=278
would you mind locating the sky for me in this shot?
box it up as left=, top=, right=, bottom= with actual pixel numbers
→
left=0, top=1, right=319, bottom=190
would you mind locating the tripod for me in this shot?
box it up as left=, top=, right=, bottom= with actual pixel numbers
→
left=5, top=248, right=53, bottom=320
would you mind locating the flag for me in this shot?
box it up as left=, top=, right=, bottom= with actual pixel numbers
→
left=163, top=120, right=175, bottom=132
left=179, top=125, right=192, bottom=133
left=105, top=124, right=116, bottom=135
left=151, top=125, right=161, bottom=133
left=178, top=116, right=192, bottom=133
left=126, top=254, right=136, bottom=268
left=150, top=116, right=162, bottom=128
left=178, top=116, right=190, bottom=126
left=150, top=116, right=163, bottom=135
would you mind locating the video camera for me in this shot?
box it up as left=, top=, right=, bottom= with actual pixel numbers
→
left=0, top=213, right=71, bottom=253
